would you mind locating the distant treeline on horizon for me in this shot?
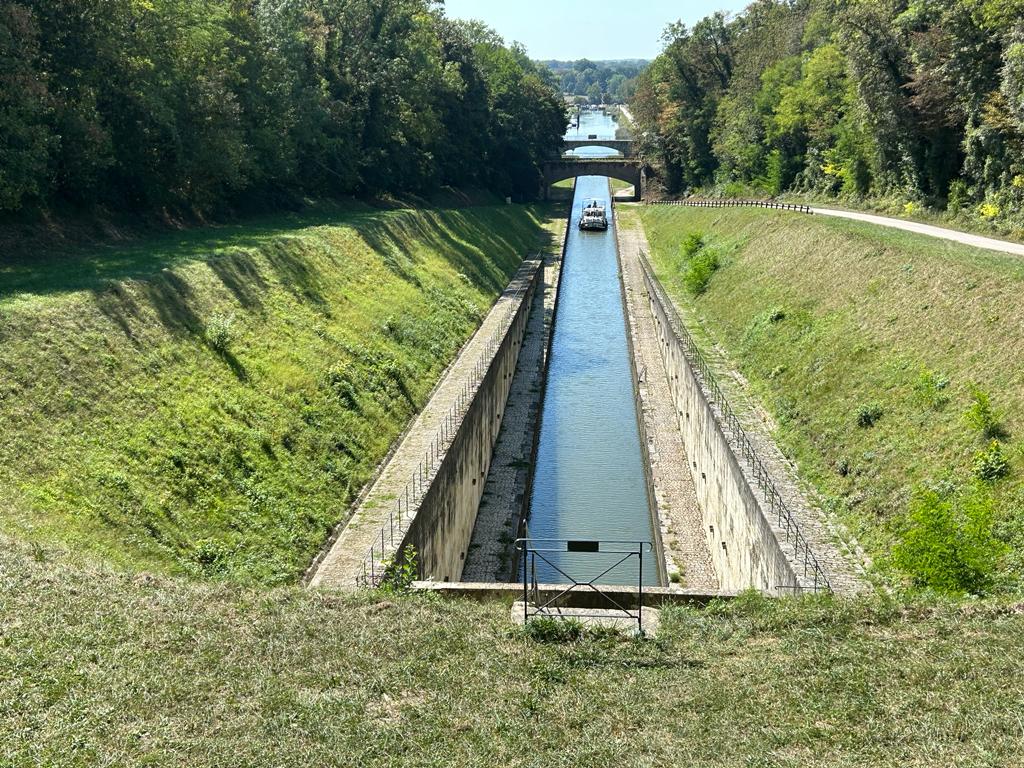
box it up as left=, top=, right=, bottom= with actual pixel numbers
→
left=540, top=59, right=649, bottom=104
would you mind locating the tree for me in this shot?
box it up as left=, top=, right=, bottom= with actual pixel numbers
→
left=0, top=4, right=52, bottom=210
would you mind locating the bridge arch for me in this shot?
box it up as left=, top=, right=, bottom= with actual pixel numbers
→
left=562, top=139, right=634, bottom=158
left=542, top=159, right=644, bottom=201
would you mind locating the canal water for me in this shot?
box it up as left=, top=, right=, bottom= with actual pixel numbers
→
left=525, top=109, right=658, bottom=586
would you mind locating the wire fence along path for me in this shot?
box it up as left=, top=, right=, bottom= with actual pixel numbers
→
left=355, top=260, right=540, bottom=588
left=648, top=199, right=812, bottom=214
left=637, top=250, right=831, bottom=593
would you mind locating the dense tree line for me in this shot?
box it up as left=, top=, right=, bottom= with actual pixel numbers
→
left=633, top=0, right=1024, bottom=225
left=0, top=1, right=566, bottom=215
left=542, top=59, right=647, bottom=104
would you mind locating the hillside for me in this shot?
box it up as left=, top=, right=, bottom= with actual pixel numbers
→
left=0, top=200, right=560, bottom=584
left=633, top=204, right=1024, bottom=593
left=1, top=540, right=1022, bottom=766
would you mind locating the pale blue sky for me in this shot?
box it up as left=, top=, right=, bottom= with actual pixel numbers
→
left=441, top=0, right=751, bottom=60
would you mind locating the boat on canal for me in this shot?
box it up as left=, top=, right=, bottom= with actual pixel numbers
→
left=578, top=198, right=608, bottom=231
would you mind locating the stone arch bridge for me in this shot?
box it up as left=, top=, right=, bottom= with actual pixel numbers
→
left=562, top=138, right=635, bottom=158
left=542, top=158, right=646, bottom=201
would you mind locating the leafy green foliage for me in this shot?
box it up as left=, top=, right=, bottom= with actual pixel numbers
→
left=676, top=231, right=720, bottom=295
left=680, top=231, right=705, bottom=257
left=204, top=313, right=237, bottom=355
left=856, top=402, right=884, bottom=428
left=0, top=1, right=566, bottom=214
left=683, top=249, right=721, bottom=296
left=974, top=440, right=1011, bottom=483
left=381, top=546, right=419, bottom=594
left=543, top=59, right=646, bottom=104
left=633, top=0, right=1024, bottom=226
left=965, top=384, right=1006, bottom=440
left=914, top=368, right=950, bottom=411
left=893, top=484, right=1005, bottom=595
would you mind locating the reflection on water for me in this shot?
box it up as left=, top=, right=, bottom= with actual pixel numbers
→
left=525, top=109, right=656, bottom=586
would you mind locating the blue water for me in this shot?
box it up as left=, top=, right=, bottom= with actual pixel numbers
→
left=525, top=109, right=657, bottom=586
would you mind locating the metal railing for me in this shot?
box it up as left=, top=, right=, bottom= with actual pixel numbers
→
left=356, top=260, right=540, bottom=587
left=648, top=198, right=812, bottom=214
left=637, top=250, right=831, bottom=593
left=516, top=537, right=652, bottom=635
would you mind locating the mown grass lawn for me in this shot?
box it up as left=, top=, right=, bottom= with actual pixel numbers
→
left=1, top=541, right=1022, bottom=767
left=629, top=204, right=1024, bottom=592
left=0, top=199, right=563, bottom=584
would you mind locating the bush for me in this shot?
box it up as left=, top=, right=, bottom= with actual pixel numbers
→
left=893, top=484, right=1005, bottom=595
left=974, top=440, right=1010, bottom=483
left=680, top=231, right=705, bottom=258
left=683, top=249, right=720, bottom=295
left=205, top=313, right=237, bottom=354
left=947, top=180, right=969, bottom=214
left=856, top=402, right=883, bottom=428
left=914, top=368, right=950, bottom=411
left=380, top=546, right=418, bottom=593
left=964, top=384, right=1004, bottom=439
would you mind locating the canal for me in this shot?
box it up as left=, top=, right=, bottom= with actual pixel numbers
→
left=526, top=109, right=658, bottom=586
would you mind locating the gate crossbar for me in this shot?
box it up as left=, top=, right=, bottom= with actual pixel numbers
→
left=515, top=538, right=652, bottom=634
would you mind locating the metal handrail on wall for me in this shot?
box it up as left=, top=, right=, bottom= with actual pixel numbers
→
left=637, top=250, right=831, bottom=593
left=357, top=261, right=539, bottom=587
left=648, top=199, right=813, bottom=214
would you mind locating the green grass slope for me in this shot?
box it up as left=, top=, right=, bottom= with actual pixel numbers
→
left=2, top=542, right=1022, bottom=766
left=636, top=205, right=1024, bottom=591
left=0, top=201, right=560, bottom=584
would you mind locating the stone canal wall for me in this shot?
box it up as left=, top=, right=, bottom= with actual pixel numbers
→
left=638, top=258, right=812, bottom=594
left=308, top=259, right=542, bottom=590
left=401, top=261, right=542, bottom=583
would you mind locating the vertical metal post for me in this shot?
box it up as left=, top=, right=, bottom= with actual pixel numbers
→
left=522, top=544, right=528, bottom=625
left=638, top=545, right=644, bottom=635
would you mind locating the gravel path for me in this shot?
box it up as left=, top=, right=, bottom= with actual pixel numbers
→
left=812, top=207, right=1024, bottom=257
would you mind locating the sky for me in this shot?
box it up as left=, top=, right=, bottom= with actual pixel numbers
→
left=440, top=0, right=751, bottom=61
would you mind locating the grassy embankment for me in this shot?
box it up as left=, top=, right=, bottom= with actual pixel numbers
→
left=0, top=199, right=560, bottom=584
left=628, top=204, right=1024, bottom=591
left=2, top=540, right=1022, bottom=766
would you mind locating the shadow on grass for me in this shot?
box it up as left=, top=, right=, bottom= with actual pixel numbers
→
left=3, top=200, right=560, bottom=347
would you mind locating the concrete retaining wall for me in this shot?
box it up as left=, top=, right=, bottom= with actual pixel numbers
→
left=402, top=261, right=542, bottom=583
left=639, top=263, right=808, bottom=594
